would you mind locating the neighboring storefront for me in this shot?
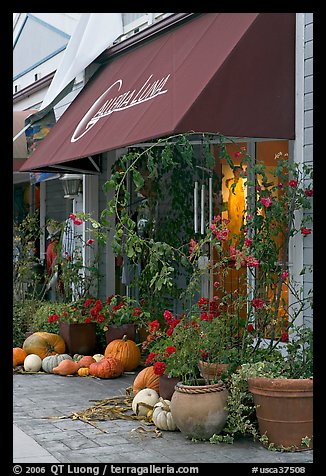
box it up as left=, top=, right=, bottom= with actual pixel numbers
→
left=20, top=13, right=312, bottom=325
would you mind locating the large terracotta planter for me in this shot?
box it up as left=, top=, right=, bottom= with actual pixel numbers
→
left=248, top=377, right=313, bottom=451
left=159, top=374, right=181, bottom=400
left=105, top=323, right=137, bottom=344
left=59, top=322, right=97, bottom=355
left=170, top=380, right=229, bottom=440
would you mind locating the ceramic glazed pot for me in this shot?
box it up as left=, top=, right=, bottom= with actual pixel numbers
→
left=59, top=322, right=97, bottom=355
left=248, top=377, right=313, bottom=450
left=105, top=323, right=137, bottom=344
left=170, top=380, right=229, bottom=440
left=159, top=374, right=181, bottom=400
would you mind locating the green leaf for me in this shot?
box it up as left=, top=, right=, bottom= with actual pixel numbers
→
left=132, top=170, right=145, bottom=191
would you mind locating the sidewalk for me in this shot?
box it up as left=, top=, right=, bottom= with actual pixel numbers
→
left=13, top=371, right=313, bottom=464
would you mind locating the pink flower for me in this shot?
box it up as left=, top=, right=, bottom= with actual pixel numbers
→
left=244, top=237, right=253, bottom=247
left=69, top=213, right=76, bottom=220
left=86, top=239, right=95, bottom=245
left=282, top=270, right=289, bottom=279
left=301, top=227, right=312, bottom=235
left=261, top=196, right=272, bottom=207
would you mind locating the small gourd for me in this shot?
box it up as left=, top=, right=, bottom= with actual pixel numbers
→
left=93, top=353, right=104, bottom=362
left=78, top=355, right=96, bottom=368
left=89, top=356, right=124, bottom=379
left=152, top=398, right=178, bottom=431
left=73, top=354, right=85, bottom=362
left=78, top=367, right=90, bottom=377
left=13, top=347, right=27, bottom=367
left=23, top=354, right=42, bottom=372
left=53, top=359, right=79, bottom=376
left=131, top=388, right=159, bottom=416
left=42, top=354, right=73, bottom=373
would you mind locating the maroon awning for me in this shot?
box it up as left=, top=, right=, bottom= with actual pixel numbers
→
left=20, top=13, right=295, bottom=174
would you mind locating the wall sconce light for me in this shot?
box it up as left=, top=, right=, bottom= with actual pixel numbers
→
left=59, top=174, right=83, bottom=199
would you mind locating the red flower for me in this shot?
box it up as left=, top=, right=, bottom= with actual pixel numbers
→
left=199, top=349, right=209, bottom=360
left=84, top=317, right=92, bottom=323
left=84, top=299, right=94, bottom=307
left=133, top=307, right=142, bottom=317
left=149, top=320, right=161, bottom=335
left=153, top=362, right=167, bottom=376
left=281, top=331, right=289, bottom=342
left=86, top=239, right=95, bottom=245
left=247, top=324, right=254, bottom=332
left=145, top=352, right=158, bottom=365
left=252, top=298, right=264, bottom=309
left=164, top=346, right=176, bottom=357
left=73, top=218, right=83, bottom=226
left=301, top=227, right=312, bottom=235
left=288, top=180, right=298, bottom=188
left=304, top=188, right=313, bottom=197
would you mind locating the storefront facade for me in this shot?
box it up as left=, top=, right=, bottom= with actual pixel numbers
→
left=20, top=13, right=313, bottom=327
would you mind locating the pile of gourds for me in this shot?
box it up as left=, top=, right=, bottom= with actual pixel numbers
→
left=13, top=332, right=142, bottom=378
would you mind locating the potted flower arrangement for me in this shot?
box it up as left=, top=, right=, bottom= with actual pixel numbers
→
left=47, top=297, right=98, bottom=355
left=89, top=294, right=152, bottom=344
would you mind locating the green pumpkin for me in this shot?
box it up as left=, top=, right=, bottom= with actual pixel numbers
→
left=42, top=354, right=72, bottom=373
left=73, top=354, right=85, bottom=362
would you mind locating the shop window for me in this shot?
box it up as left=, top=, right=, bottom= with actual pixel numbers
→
left=211, top=140, right=289, bottom=338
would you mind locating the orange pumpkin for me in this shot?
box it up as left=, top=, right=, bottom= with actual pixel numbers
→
left=104, top=335, right=141, bottom=371
left=89, top=356, right=124, bottom=379
left=133, top=365, right=160, bottom=395
left=78, top=355, right=96, bottom=368
left=23, top=332, right=66, bottom=359
left=53, top=359, right=79, bottom=376
left=13, top=347, right=27, bottom=367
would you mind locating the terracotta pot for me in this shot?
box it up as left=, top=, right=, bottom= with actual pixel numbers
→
left=159, top=374, right=181, bottom=400
left=59, top=322, right=97, bottom=355
left=105, top=323, right=137, bottom=344
left=170, top=380, right=229, bottom=440
left=198, top=360, right=229, bottom=381
left=248, top=377, right=313, bottom=450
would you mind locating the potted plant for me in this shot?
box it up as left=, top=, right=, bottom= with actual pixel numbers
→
left=91, top=294, right=152, bottom=344
left=47, top=297, right=98, bottom=355
left=143, top=308, right=230, bottom=440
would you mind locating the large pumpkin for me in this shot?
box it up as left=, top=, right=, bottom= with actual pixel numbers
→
left=42, top=354, right=72, bottom=373
left=13, top=347, right=27, bottom=367
left=89, top=356, right=124, bottom=379
left=133, top=366, right=160, bottom=395
left=104, top=335, right=141, bottom=371
left=23, top=332, right=66, bottom=359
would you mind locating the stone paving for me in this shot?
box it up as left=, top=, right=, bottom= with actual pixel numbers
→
left=13, top=371, right=314, bottom=465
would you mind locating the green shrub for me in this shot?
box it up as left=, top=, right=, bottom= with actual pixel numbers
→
left=13, top=299, right=43, bottom=347
left=31, top=301, right=68, bottom=334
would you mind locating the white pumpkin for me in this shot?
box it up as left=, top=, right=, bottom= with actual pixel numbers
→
left=93, top=353, right=104, bottom=362
left=132, top=388, right=159, bottom=416
left=152, top=398, right=178, bottom=431
left=24, top=354, right=42, bottom=372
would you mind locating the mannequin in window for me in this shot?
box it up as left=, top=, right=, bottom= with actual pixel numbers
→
left=225, top=166, right=245, bottom=243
